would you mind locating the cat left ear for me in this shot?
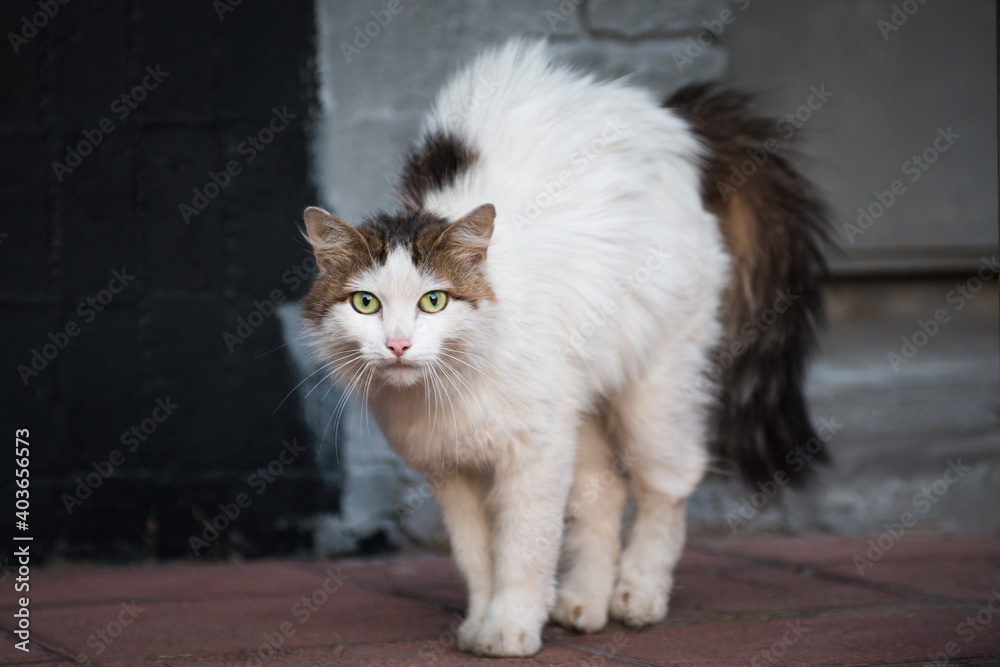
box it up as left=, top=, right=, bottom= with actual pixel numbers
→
left=434, top=204, right=495, bottom=264
left=303, top=206, right=366, bottom=251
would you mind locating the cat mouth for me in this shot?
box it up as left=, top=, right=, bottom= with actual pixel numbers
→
left=377, top=357, right=424, bottom=387
left=382, top=358, right=422, bottom=371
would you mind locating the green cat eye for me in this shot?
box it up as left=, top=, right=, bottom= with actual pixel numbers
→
left=350, top=291, right=381, bottom=314
left=418, top=290, right=448, bottom=313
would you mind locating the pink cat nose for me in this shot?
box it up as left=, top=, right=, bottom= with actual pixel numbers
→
left=386, top=338, right=411, bottom=358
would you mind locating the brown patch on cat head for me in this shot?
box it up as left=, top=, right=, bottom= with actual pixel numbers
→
left=302, top=207, right=374, bottom=323
left=398, top=131, right=478, bottom=210
left=421, top=204, right=496, bottom=305
left=302, top=205, right=497, bottom=323
left=359, top=205, right=497, bottom=306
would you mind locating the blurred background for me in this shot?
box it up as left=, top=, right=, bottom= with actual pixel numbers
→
left=1, top=0, right=996, bottom=566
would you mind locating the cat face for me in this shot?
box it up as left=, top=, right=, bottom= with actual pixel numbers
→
left=302, top=205, right=496, bottom=389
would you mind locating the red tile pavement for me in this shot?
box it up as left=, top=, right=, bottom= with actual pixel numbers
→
left=699, top=533, right=1000, bottom=603
left=0, top=639, right=67, bottom=665
left=1, top=533, right=998, bottom=666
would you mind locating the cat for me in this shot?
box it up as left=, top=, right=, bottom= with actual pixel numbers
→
left=301, top=39, right=827, bottom=657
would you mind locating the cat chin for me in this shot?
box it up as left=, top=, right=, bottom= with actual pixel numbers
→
left=378, top=362, right=425, bottom=388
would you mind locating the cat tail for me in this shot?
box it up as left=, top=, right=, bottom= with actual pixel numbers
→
left=665, top=84, right=830, bottom=487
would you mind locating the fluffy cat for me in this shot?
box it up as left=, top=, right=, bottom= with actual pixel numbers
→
left=302, top=39, right=827, bottom=657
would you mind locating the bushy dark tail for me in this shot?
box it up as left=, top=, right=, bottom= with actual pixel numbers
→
left=665, top=84, right=830, bottom=487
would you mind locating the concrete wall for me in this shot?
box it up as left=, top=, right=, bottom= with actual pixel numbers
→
left=307, top=0, right=733, bottom=552
left=722, top=0, right=997, bottom=275
left=301, top=0, right=999, bottom=554
left=312, top=0, right=729, bottom=220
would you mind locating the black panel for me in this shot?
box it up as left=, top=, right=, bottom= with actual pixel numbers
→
left=0, top=0, right=324, bottom=563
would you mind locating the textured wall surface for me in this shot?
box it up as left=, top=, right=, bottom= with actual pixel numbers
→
left=723, top=0, right=997, bottom=274
left=306, top=0, right=999, bottom=554
left=307, top=0, right=728, bottom=553
left=3, top=0, right=994, bottom=564
left=1, top=0, right=332, bottom=560
left=312, top=0, right=728, bottom=222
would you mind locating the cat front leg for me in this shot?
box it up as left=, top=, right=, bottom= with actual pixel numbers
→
left=430, top=470, right=493, bottom=651
left=551, top=414, right=626, bottom=633
left=471, top=434, right=575, bottom=657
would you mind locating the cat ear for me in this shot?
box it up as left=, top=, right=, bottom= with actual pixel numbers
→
left=303, top=207, right=362, bottom=249
left=433, top=204, right=495, bottom=264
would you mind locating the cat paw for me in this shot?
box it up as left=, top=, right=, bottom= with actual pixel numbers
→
left=551, top=588, right=609, bottom=634
left=471, top=613, right=542, bottom=657
left=608, top=577, right=671, bottom=627
left=456, top=616, right=482, bottom=653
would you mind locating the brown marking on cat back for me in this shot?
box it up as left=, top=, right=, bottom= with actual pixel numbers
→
left=665, top=84, right=829, bottom=486
left=302, top=205, right=497, bottom=322
left=398, top=131, right=479, bottom=210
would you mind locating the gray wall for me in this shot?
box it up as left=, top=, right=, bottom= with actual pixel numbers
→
left=312, top=0, right=729, bottom=222
left=722, top=0, right=997, bottom=274
left=307, top=0, right=734, bottom=552
left=300, top=0, right=999, bottom=554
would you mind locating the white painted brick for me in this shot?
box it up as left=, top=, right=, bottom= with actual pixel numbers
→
left=551, top=39, right=727, bottom=96
left=588, top=0, right=729, bottom=37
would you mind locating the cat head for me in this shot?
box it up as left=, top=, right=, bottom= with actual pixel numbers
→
left=301, top=204, right=497, bottom=389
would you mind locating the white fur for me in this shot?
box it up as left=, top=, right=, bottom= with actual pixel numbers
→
left=312, top=40, right=730, bottom=657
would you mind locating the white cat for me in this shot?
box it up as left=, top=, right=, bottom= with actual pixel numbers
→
left=302, top=39, right=827, bottom=657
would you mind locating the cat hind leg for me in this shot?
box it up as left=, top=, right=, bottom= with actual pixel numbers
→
left=551, top=413, right=627, bottom=633
left=607, top=358, right=710, bottom=627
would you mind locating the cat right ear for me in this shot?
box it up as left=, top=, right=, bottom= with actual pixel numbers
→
left=303, top=207, right=368, bottom=254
